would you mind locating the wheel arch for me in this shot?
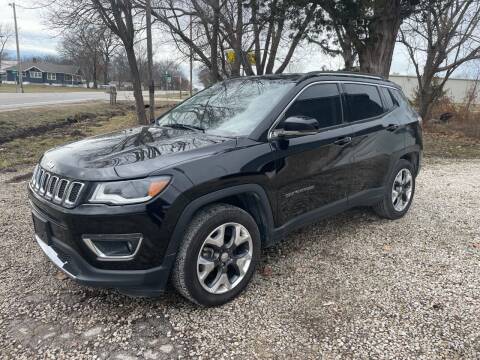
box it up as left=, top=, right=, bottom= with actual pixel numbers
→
left=161, top=184, right=275, bottom=277
left=400, top=151, right=420, bottom=175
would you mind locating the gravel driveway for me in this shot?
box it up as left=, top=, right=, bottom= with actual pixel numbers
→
left=0, top=158, right=479, bottom=359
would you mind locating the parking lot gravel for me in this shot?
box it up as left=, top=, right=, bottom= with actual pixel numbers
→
left=0, top=157, right=479, bottom=359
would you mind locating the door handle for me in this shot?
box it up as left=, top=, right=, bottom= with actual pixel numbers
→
left=385, top=124, right=399, bottom=132
left=334, top=136, right=352, bottom=146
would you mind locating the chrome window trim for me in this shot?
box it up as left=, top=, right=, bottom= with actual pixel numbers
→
left=267, top=80, right=400, bottom=140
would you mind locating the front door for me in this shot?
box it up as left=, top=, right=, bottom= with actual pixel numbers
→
left=271, top=83, right=355, bottom=226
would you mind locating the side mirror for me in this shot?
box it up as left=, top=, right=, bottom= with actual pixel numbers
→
left=272, top=116, right=319, bottom=138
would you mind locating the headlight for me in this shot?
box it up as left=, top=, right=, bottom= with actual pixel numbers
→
left=89, top=176, right=171, bottom=205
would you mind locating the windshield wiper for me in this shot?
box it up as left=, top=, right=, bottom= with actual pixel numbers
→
left=162, top=123, right=205, bottom=133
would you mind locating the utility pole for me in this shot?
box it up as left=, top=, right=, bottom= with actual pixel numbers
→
left=179, top=76, right=182, bottom=98
left=0, top=35, right=4, bottom=80
left=189, top=14, right=193, bottom=97
left=146, top=0, right=155, bottom=123
left=9, top=2, right=23, bottom=93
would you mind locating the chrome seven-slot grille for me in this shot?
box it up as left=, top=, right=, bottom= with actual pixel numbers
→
left=30, top=165, right=85, bottom=208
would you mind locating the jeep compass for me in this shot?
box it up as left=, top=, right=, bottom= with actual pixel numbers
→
left=29, top=72, right=423, bottom=306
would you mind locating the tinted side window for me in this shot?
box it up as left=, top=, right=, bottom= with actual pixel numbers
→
left=284, top=84, right=342, bottom=129
left=389, top=88, right=404, bottom=107
left=344, top=84, right=383, bottom=122
left=380, top=87, right=395, bottom=111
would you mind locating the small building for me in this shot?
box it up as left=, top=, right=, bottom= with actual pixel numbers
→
left=0, top=60, right=17, bottom=82
left=390, top=74, right=480, bottom=104
left=5, top=61, right=84, bottom=86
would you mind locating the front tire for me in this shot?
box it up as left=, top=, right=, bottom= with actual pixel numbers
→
left=172, top=204, right=261, bottom=306
left=373, top=159, right=416, bottom=220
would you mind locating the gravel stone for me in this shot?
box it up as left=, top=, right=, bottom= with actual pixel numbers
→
left=0, top=157, right=479, bottom=359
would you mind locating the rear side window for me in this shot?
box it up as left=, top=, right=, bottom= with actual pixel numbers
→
left=284, top=83, right=342, bottom=129
left=344, top=84, right=383, bottom=122
left=389, top=88, right=405, bottom=107
left=380, top=87, right=395, bottom=111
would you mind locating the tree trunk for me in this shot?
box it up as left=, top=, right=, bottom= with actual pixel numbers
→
left=417, top=79, right=446, bottom=121
left=125, top=43, right=147, bottom=124
left=210, top=0, right=220, bottom=83
left=342, top=40, right=356, bottom=70
left=357, top=11, right=401, bottom=77
left=92, top=61, right=98, bottom=89
left=103, top=54, right=109, bottom=85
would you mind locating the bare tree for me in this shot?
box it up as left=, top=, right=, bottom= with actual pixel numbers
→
left=47, top=0, right=147, bottom=124
left=99, top=28, right=121, bottom=85
left=0, top=24, right=14, bottom=74
left=305, top=13, right=357, bottom=70
left=60, top=25, right=103, bottom=88
left=305, top=0, right=427, bottom=77
left=399, top=0, right=480, bottom=120
left=149, top=0, right=316, bottom=82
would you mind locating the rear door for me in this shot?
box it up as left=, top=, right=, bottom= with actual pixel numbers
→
left=271, top=83, right=355, bottom=225
left=342, top=83, right=404, bottom=198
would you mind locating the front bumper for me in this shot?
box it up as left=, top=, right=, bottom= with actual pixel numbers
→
left=28, top=182, right=188, bottom=296
left=34, top=232, right=173, bottom=296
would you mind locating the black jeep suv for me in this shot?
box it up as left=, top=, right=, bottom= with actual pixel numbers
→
left=29, top=72, right=422, bottom=306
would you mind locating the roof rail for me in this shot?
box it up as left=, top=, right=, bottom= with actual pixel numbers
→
left=297, top=71, right=384, bottom=83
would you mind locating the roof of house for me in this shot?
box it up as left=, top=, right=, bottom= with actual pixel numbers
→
left=5, top=62, right=80, bottom=75
left=0, top=60, right=17, bottom=73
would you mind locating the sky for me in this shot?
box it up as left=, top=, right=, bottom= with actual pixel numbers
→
left=0, top=0, right=476, bottom=80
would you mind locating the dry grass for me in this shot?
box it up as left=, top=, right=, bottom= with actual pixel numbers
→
left=0, top=103, right=171, bottom=171
left=0, top=102, right=130, bottom=143
left=423, top=131, right=480, bottom=159
left=423, top=95, right=480, bottom=158
left=428, top=96, right=480, bottom=140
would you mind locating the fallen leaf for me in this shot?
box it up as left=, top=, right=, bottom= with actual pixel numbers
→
left=260, top=265, right=273, bottom=277
left=55, top=271, right=68, bottom=280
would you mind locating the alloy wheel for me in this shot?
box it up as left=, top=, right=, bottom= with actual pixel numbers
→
left=196, top=222, right=253, bottom=294
left=392, top=168, right=413, bottom=212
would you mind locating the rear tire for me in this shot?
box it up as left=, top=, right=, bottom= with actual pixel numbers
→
left=373, top=159, right=415, bottom=220
left=172, top=203, right=261, bottom=306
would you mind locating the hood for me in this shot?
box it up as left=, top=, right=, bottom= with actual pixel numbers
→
left=40, top=126, right=236, bottom=181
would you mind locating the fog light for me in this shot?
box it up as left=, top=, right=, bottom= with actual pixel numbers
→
left=82, top=233, right=143, bottom=261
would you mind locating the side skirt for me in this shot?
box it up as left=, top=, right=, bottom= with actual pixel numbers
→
left=268, top=187, right=384, bottom=246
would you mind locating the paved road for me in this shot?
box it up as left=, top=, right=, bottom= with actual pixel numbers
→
left=0, top=91, right=184, bottom=111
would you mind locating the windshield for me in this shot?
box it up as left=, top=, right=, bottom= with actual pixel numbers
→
left=156, top=78, right=295, bottom=137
